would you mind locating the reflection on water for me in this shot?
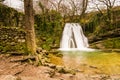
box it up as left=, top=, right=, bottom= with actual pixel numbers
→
left=62, top=51, right=86, bottom=69
left=50, top=50, right=120, bottom=74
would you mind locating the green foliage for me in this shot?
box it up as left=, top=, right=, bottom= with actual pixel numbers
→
left=81, top=7, right=120, bottom=36
left=0, top=46, right=3, bottom=52
left=0, top=43, right=26, bottom=53
left=103, top=38, right=120, bottom=49
left=35, top=10, right=63, bottom=50
left=0, top=27, right=27, bottom=53
left=42, top=44, right=50, bottom=51
left=90, top=37, right=120, bottom=49
left=81, top=13, right=101, bottom=34
left=0, top=3, right=24, bottom=27
left=35, top=10, right=62, bottom=34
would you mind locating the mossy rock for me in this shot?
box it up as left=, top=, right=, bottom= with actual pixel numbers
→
left=90, top=37, right=120, bottom=49
left=0, top=27, right=26, bottom=53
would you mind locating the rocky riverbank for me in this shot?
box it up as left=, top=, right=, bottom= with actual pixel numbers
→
left=0, top=53, right=120, bottom=80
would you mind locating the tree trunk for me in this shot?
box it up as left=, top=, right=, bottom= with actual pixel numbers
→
left=24, top=0, right=36, bottom=54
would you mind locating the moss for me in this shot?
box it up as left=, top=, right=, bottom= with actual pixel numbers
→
left=42, top=44, right=51, bottom=51
left=0, top=27, right=26, bottom=53
left=48, top=54, right=63, bottom=65
left=90, top=37, right=120, bottom=49
left=0, top=3, right=24, bottom=27
left=103, top=37, right=120, bottom=48
left=0, top=46, right=3, bottom=52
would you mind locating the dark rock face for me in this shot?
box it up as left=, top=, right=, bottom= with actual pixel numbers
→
left=88, top=28, right=120, bottom=43
left=0, top=27, right=26, bottom=53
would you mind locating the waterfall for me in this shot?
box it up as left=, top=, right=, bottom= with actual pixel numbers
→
left=59, top=23, right=94, bottom=51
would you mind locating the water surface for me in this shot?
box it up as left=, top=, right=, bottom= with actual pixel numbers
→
left=49, top=50, right=120, bottom=74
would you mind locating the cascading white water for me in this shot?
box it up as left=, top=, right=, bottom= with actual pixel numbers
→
left=59, top=23, right=94, bottom=51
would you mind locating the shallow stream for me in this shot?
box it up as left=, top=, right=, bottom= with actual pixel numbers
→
left=49, top=50, right=120, bottom=75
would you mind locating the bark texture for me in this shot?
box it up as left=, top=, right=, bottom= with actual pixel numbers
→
left=24, top=0, right=36, bottom=54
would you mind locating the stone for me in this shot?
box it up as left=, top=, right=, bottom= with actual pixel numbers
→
left=36, top=47, right=43, bottom=53
left=0, top=75, right=17, bottom=80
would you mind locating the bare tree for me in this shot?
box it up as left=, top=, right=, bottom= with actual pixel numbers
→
left=24, top=0, right=36, bottom=54
left=48, top=0, right=63, bottom=11
left=49, top=0, right=88, bottom=22
left=98, top=0, right=116, bottom=8
left=81, top=0, right=88, bottom=15
left=99, top=0, right=116, bottom=22
left=92, top=0, right=116, bottom=23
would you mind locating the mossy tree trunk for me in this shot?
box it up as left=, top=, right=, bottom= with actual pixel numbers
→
left=24, top=0, right=36, bottom=54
